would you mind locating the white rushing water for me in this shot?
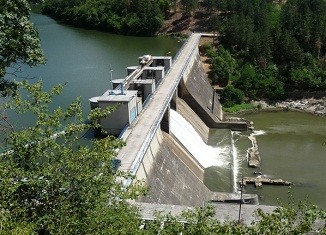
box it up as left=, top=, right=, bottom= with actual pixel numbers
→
left=170, top=109, right=229, bottom=168
left=251, top=130, right=266, bottom=136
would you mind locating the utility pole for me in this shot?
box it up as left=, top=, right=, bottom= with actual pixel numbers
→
left=238, top=175, right=244, bottom=224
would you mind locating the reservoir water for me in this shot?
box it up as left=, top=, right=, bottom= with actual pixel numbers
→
left=5, top=12, right=181, bottom=128
left=5, top=13, right=326, bottom=209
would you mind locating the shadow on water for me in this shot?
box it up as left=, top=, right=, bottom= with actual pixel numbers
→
left=204, top=166, right=232, bottom=192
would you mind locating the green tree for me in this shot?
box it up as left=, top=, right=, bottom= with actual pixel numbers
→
left=233, top=64, right=258, bottom=99
left=142, top=200, right=325, bottom=234
left=42, top=0, right=165, bottom=36
left=0, top=0, right=45, bottom=96
left=125, top=0, right=164, bottom=36
left=203, top=0, right=217, bottom=12
left=180, top=0, right=198, bottom=15
left=157, top=0, right=172, bottom=16
left=225, top=0, right=236, bottom=11
left=206, top=45, right=238, bottom=86
left=220, top=14, right=254, bottom=52
left=273, top=29, right=304, bottom=68
left=220, top=85, right=244, bottom=107
left=257, top=65, right=285, bottom=100
left=280, top=0, right=326, bottom=56
left=0, top=81, right=146, bottom=234
left=288, top=65, right=326, bottom=92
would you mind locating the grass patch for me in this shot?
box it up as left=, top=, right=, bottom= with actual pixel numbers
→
left=223, top=103, right=256, bottom=113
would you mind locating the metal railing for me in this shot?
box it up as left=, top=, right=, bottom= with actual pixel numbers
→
left=124, top=33, right=201, bottom=187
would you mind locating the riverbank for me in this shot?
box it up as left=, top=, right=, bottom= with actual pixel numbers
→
left=250, top=98, right=326, bottom=117
left=223, top=98, right=326, bottom=118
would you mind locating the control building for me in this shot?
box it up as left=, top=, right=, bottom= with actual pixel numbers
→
left=89, top=55, right=172, bottom=136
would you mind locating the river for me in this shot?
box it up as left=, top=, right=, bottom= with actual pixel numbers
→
left=242, top=111, right=325, bottom=209
left=5, top=13, right=326, bottom=209
left=206, top=111, right=326, bottom=209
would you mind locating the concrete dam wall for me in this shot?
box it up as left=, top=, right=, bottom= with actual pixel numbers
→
left=137, top=46, right=250, bottom=206
left=138, top=129, right=213, bottom=206
left=179, top=47, right=223, bottom=127
left=93, top=33, right=254, bottom=207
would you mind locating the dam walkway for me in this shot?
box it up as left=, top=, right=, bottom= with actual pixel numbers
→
left=117, top=33, right=202, bottom=185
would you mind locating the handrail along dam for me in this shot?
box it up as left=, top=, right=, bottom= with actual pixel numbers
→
left=90, top=33, right=254, bottom=207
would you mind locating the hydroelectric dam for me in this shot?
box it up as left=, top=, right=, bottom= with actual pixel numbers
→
left=90, top=33, right=276, bottom=221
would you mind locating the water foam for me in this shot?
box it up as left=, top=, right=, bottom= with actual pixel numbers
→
left=251, top=130, right=266, bottom=136
left=170, top=109, right=229, bottom=168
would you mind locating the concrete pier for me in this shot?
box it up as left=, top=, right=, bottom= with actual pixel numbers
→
left=211, top=192, right=259, bottom=205
left=247, top=133, right=261, bottom=168
left=240, top=176, right=292, bottom=188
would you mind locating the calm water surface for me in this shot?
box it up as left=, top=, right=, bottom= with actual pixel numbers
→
left=6, top=13, right=181, bottom=128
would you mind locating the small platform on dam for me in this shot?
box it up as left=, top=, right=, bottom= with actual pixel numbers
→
left=211, top=192, right=259, bottom=205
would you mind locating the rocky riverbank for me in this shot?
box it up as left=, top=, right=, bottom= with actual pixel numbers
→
left=252, top=97, right=326, bottom=117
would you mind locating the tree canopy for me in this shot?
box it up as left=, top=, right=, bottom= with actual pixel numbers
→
left=41, top=0, right=168, bottom=36
left=180, top=0, right=198, bottom=14
left=205, top=0, right=326, bottom=107
left=0, top=0, right=45, bottom=96
left=0, top=81, right=146, bottom=234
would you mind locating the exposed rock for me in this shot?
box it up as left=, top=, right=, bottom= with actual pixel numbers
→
left=247, top=147, right=261, bottom=168
left=253, top=98, right=326, bottom=117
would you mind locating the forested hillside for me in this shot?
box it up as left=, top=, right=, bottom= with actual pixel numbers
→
left=203, top=0, right=326, bottom=107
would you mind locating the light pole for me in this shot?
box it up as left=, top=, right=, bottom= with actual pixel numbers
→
left=109, top=65, right=113, bottom=87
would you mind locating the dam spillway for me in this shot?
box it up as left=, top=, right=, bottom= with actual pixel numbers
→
left=90, top=33, right=253, bottom=206
left=170, top=109, right=229, bottom=168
